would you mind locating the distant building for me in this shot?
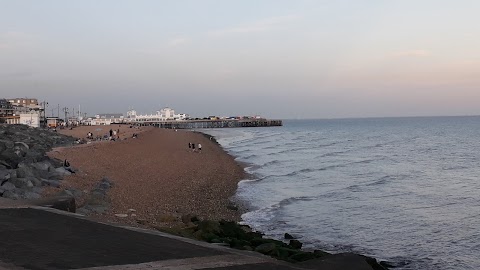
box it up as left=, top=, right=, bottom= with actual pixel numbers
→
left=19, top=112, right=40, bottom=128
left=126, top=107, right=188, bottom=122
left=8, top=98, right=41, bottom=111
left=0, top=99, right=15, bottom=123
left=46, top=117, right=61, bottom=128
left=91, top=113, right=124, bottom=125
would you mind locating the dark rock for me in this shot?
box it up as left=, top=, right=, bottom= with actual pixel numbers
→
left=197, top=220, right=221, bottom=234
left=40, top=179, right=61, bottom=188
left=250, top=237, right=285, bottom=248
left=31, top=161, right=52, bottom=171
left=0, top=170, right=11, bottom=181
left=364, top=256, right=389, bottom=270
left=289, top=239, right=303, bottom=249
left=16, top=167, right=35, bottom=178
left=313, top=249, right=329, bottom=257
left=2, top=190, right=20, bottom=199
left=299, top=253, right=381, bottom=270
left=226, top=202, right=238, bottom=211
left=26, top=177, right=42, bottom=187
left=181, top=214, right=199, bottom=224
left=54, top=167, right=71, bottom=176
left=289, top=252, right=318, bottom=262
left=9, top=178, right=34, bottom=189
left=1, top=182, right=16, bottom=191
left=0, top=149, right=23, bottom=168
left=254, top=243, right=277, bottom=254
left=0, top=139, right=14, bottom=149
left=284, top=233, right=295, bottom=239
left=51, top=197, right=76, bottom=213
left=14, top=141, right=30, bottom=151
left=24, top=191, right=41, bottom=200
left=379, top=260, right=396, bottom=268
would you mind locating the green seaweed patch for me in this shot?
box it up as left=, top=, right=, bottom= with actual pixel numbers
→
left=156, top=218, right=330, bottom=263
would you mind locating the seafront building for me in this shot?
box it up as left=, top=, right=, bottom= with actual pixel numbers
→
left=0, top=97, right=43, bottom=127
left=126, top=107, right=188, bottom=123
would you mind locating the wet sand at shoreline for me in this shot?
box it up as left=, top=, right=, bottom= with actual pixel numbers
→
left=48, top=125, right=245, bottom=228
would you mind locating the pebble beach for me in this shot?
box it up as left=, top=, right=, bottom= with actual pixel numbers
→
left=47, top=125, right=245, bottom=228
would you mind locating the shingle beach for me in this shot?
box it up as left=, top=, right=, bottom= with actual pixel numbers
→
left=47, top=125, right=245, bottom=228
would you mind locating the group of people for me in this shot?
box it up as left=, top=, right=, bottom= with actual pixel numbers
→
left=188, top=142, right=202, bottom=153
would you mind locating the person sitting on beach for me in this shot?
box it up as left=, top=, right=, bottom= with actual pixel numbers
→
left=188, top=142, right=192, bottom=149
left=198, top=143, right=202, bottom=153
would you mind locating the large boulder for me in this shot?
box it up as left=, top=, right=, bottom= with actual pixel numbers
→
left=2, top=190, right=20, bottom=199
left=0, top=170, right=11, bottom=181
left=54, top=167, right=72, bottom=176
left=0, top=149, right=23, bottom=168
left=1, top=181, right=16, bottom=191
left=31, top=161, right=53, bottom=172
left=16, top=167, right=35, bottom=178
left=9, top=178, right=34, bottom=189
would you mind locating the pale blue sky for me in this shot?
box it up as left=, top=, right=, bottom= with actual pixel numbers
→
left=1, top=0, right=479, bottom=118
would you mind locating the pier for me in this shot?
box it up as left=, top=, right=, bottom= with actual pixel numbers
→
left=132, top=118, right=282, bottom=129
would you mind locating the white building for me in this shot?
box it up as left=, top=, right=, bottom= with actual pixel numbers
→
left=91, top=113, right=124, bottom=125
left=126, top=107, right=188, bottom=122
left=19, top=112, right=40, bottom=128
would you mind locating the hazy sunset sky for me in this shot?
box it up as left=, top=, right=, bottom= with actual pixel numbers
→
left=1, top=0, right=479, bottom=118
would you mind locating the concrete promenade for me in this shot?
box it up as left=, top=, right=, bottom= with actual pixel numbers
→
left=0, top=204, right=376, bottom=270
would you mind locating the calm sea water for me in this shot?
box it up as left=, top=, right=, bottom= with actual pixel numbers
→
left=202, top=117, right=480, bottom=270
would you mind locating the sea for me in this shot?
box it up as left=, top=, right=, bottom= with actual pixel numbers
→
left=202, top=117, right=480, bottom=270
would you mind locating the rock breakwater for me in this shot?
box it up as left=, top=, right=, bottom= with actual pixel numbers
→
left=0, top=124, right=76, bottom=200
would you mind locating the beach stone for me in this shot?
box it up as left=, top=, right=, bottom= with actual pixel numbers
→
left=51, top=197, right=76, bottom=213
left=1, top=182, right=16, bottom=191
left=0, top=141, right=6, bottom=153
left=54, top=167, right=72, bottom=176
left=289, top=239, right=303, bottom=249
left=0, top=149, right=23, bottom=168
left=2, top=190, right=20, bottom=199
left=40, top=179, right=61, bottom=188
left=289, top=252, right=317, bottom=262
left=26, top=177, right=42, bottom=187
left=115, top=214, right=128, bottom=218
left=66, top=188, right=83, bottom=199
left=9, top=178, right=34, bottom=189
left=284, top=233, right=295, bottom=239
left=16, top=167, right=35, bottom=178
left=32, top=161, right=52, bottom=171
left=255, top=243, right=277, bottom=254
left=14, top=141, right=30, bottom=151
left=0, top=170, right=11, bottom=181
left=24, top=191, right=41, bottom=200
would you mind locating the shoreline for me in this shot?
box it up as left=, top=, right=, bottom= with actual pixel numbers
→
left=0, top=123, right=388, bottom=268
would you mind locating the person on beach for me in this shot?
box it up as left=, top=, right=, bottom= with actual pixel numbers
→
left=188, top=142, right=192, bottom=149
left=109, top=129, right=113, bottom=137
left=192, top=143, right=196, bottom=152
left=198, top=143, right=202, bottom=153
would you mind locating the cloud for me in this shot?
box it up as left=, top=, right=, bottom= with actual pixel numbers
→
left=393, top=49, right=431, bottom=57
left=167, top=37, right=190, bottom=47
left=208, top=14, right=300, bottom=36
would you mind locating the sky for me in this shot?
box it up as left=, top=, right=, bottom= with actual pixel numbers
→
left=1, top=0, right=479, bottom=119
